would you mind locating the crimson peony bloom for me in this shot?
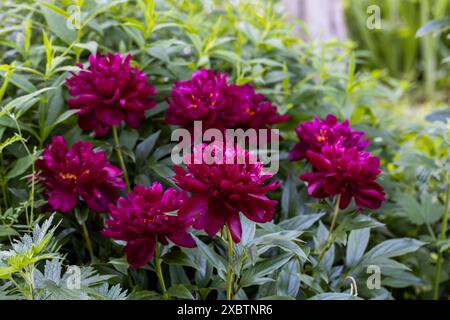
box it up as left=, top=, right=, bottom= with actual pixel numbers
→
left=289, top=114, right=369, bottom=161
left=102, top=183, right=196, bottom=268
left=173, top=144, right=280, bottom=243
left=165, top=68, right=287, bottom=131
left=300, top=144, right=385, bottom=210
left=36, top=136, right=125, bottom=213
left=66, top=53, right=157, bottom=137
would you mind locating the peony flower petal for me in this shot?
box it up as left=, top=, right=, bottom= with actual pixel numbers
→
left=227, top=213, right=242, bottom=243
left=95, top=105, right=124, bottom=126
left=307, top=151, right=333, bottom=171
left=203, top=197, right=228, bottom=237
left=124, top=111, right=145, bottom=128
left=124, top=237, right=155, bottom=269
left=169, top=233, right=196, bottom=248
left=354, top=185, right=385, bottom=209
left=240, top=194, right=276, bottom=223
left=324, top=173, right=344, bottom=195
left=339, top=191, right=353, bottom=209
left=48, top=190, right=78, bottom=212
left=178, top=196, right=208, bottom=224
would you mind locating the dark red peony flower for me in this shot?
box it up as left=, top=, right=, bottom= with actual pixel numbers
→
left=36, top=136, right=125, bottom=213
left=165, top=69, right=231, bottom=129
left=300, top=144, right=385, bottom=210
left=102, top=183, right=195, bottom=268
left=66, top=53, right=157, bottom=137
left=173, top=144, right=280, bottom=243
left=165, top=68, right=287, bottom=131
left=289, top=114, right=369, bottom=161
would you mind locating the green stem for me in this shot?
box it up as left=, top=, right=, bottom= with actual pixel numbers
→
left=9, top=275, right=26, bottom=298
left=81, top=222, right=95, bottom=261
left=140, top=44, right=147, bottom=67
left=27, top=266, right=35, bottom=300
left=316, top=194, right=342, bottom=269
left=38, top=76, right=48, bottom=149
left=8, top=115, right=36, bottom=229
left=75, top=18, right=82, bottom=64
left=154, top=239, right=168, bottom=299
left=0, top=153, right=9, bottom=209
left=433, top=181, right=450, bottom=300
left=29, top=148, right=36, bottom=227
left=112, top=126, right=131, bottom=192
left=19, top=267, right=35, bottom=300
left=226, top=225, right=234, bottom=300
left=0, top=182, right=7, bottom=212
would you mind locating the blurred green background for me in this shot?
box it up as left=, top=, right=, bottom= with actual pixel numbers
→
left=344, top=0, right=450, bottom=101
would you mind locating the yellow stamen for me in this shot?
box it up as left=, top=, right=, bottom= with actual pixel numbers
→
left=245, top=108, right=255, bottom=117
left=317, top=129, right=327, bottom=142
left=59, top=172, right=77, bottom=181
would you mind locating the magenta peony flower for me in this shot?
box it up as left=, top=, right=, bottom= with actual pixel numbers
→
left=102, top=183, right=195, bottom=268
left=165, top=68, right=287, bottom=131
left=36, top=136, right=125, bottom=213
left=300, top=144, right=385, bottom=210
left=66, top=53, right=157, bottom=137
left=173, top=144, right=280, bottom=243
left=289, top=114, right=369, bottom=161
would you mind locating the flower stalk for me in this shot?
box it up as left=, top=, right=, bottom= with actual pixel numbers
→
left=81, top=222, right=94, bottom=261
left=154, top=239, right=168, bottom=300
left=316, top=194, right=341, bottom=269
left=433, top=179, right=450, bottom=300
left=226, top=225, right=234, bottom=300
left=0, top=153, right=9, bottom=210
left=112, top=126, right=131, bottom=192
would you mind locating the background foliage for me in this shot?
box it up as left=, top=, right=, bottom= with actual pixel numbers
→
left=344, top=0, right=450, bottom=100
